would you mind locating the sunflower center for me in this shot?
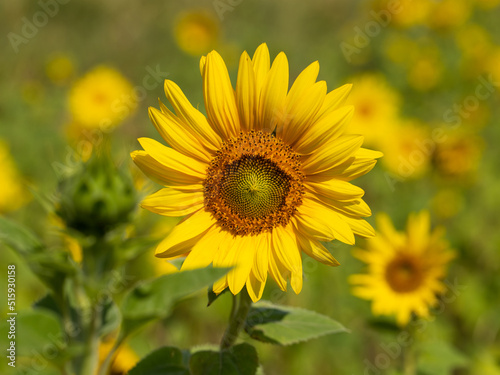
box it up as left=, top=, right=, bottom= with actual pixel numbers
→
left=385, top=254, right=425, bottom=293
left=220, top=155, right=290, bottom=218
left=204, top=130, right=304, bottom=235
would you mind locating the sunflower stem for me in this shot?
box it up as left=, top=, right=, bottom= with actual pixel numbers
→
left=402, top=323, right=417, bottom=375
left=220, top=288, right=253, bottom=350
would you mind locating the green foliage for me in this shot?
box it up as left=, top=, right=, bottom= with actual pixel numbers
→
left=128, top=347, right=190, bottom=375
left=417, top=340, right=468, bottom=375
left=0, top=215, right=43, bottom=255
left=121, top=267, right=230, bottom=334
left=245, top=301, right=347, bottom=345
left=190, top=343, right=259, bottom=375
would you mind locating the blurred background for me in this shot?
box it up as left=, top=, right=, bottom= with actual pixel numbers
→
left=1, top=0, right=499, bottom=374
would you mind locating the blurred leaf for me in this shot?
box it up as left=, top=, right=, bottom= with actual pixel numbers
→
left=190, top=343, right=258, bottom=375
left=121, top=267, right=230, bottom=335
left=99, top=299, right=121, bottom=337
left=417, top=340, right=468, bottom=375
left=117, top=236, right=161, bottom=263
left=6, top=310, right=65, bottom=359
left=245, top=301, right=348, bottom=345
left=33, top=293, right=61, bottom=315
left=0, top=216, right=43, bottom=255
left=128, top=346, right=189, bottom=375
left=207, top=286, right=229, bottom=307
left=27, top=251, right=76, bottom=294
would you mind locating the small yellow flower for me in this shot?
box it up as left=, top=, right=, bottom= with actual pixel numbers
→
left=346, top=74, right=400, bottom=147
left=0, top=140, right=29, bottom=213
left=174, top=11, right=219, bottom=56
left=132, top=44, right=381, bottom=302
left=350, top=211, right=455, bottom=326
left=46, top=54, right=75, bottom=85
left=69, top=66, right=136, bottom=129
left=428, top=0, right=471, bottom=30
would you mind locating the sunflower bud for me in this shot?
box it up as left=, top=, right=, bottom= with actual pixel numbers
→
left=57, top=152, right=136, bottom=236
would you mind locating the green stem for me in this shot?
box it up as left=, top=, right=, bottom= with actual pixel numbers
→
left=78, top=308, right=101, bottom=375
left=403, top=323, right=417, bottom=375
left=220, top=288, right=253, bottom=350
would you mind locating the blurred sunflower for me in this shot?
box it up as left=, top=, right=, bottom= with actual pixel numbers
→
left=0, top=140, right=29, bottom=213
left=427, top=0, right=471, bottom=30
left=350, top=211, right=455, bottom=326
left=379, top=120, right=431, bottom=179
left=132, top=43, right=381, bottom=302
left=69, top=66, right=136, bottom=129
left=174, top=11, right=219, bottom=56
left=433, top=131, right=484, bottom=180
left=345, top=74, right=399, bottom=147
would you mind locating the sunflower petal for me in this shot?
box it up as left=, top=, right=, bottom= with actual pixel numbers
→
left=313, top=83, right=353, bottom=122
left=251, top=43, right=270, bottom=98
left=302, top=135, right=364, bottom=175
left=306, top=179, right=365, bottom=200
left=141, top=188, right=204, bottom=217
left=203, top=50, right=240, bottom=139
left=155, top=209, right=215, bottom=258
left=246, top=270, right=267, bottom=302
left=259, top=52, right=289, bottom=133
left=131, top=150, right=198, bottom=186
left=163, top=80, right=222, bottom=149
left=295, top=106, right=354, bottom=155
left=149, top=107, right=212, bottom=162
left=138, top=137, right=207, bottom=180
left=236, top=51, right=257, bottom=132
left=296, top=231, right=340, bottom=267
left=296, top=198, right=355, bottom=244
left=181, top=225, right=224, bottom=270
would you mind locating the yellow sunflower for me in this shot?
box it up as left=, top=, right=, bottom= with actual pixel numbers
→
left=350, top=211, right=455, bottom=326
left=69, top=66, right=136, bottom=129
left=174, top=11, right=219, bottom=56
left=132, top=43, right=382, bottom=302
left=0, top=140, right=29, bottom=213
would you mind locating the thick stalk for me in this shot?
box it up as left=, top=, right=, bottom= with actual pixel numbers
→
left=220, top=288, right=253, bottom=350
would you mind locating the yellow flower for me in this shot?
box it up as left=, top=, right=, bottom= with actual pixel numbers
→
left=350, top=211, right=455, bottom=326
left=175, top=11, right=219, bottom=56
left=381, top=0, right=433, bottom=28
left=69, top=66, right=136, bottom=129
left=407, top=56, right=442, bottom=91
left=427, top=0, right=471, bottom=30
left=0, top=140, right=29, bottom=213
left=46, top=54, right=75, bottom=85
left=98, top=338, right=139, bottom=375
left=379, top=120, right=431, bottom=179
left=345, top=74, right=400, bottom=147
left=433, top=131, right=483, bottom=180
left=132, top=43, right=382, bottom=302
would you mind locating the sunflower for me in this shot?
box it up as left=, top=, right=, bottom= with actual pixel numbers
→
left=174, top=11, right=219, bottom=56
left=350, top=211, right=455, bottom=326
left=69, top=66, right=136, bottom=129
left=131, top=43, right=381, bottom=302
left=345, top=74, right=400, bottom=148
left=0, top=140, right=29, bottom=213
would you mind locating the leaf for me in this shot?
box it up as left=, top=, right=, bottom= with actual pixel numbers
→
left=122, top=267, right=230, bottom=320
left=128, top=346, right=190, bottom=375
left=4, top=310, right=65, bottom=359
left=417, top=340, right=468, bottom=375
left=190, top=343, right=258, bottom=375
left=207, top=286, right=229, bottom=307
left=0, top=216, right=43, bottom=255
left=99, top=299, right=121, bottom=337
left=244, top=301, right=348, bottom=345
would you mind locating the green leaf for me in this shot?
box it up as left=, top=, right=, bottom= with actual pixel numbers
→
left=128, top=346, right=189, bottom=375
left=3, top=310, right=65, bottom=359
left=417, top=340, right=468, bottom=375
left=245, top=301, right=348, bottom=345
left=0, top=216, right=43, bottom=255
left=121, top=267, right=230, bottom=321
left=99, top=299, right=121, bottom=337
left=190, top=343, right=258, bottom=375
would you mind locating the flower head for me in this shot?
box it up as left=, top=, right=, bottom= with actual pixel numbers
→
left=132, top=44, right=381, bottom=301
left=0, top=140, right=29, bottom=213
left=174, top=11, right=219, bottom=56
left=350, top=211, right=455, bottom=326
left=69, top=66, right=135, bottom=129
